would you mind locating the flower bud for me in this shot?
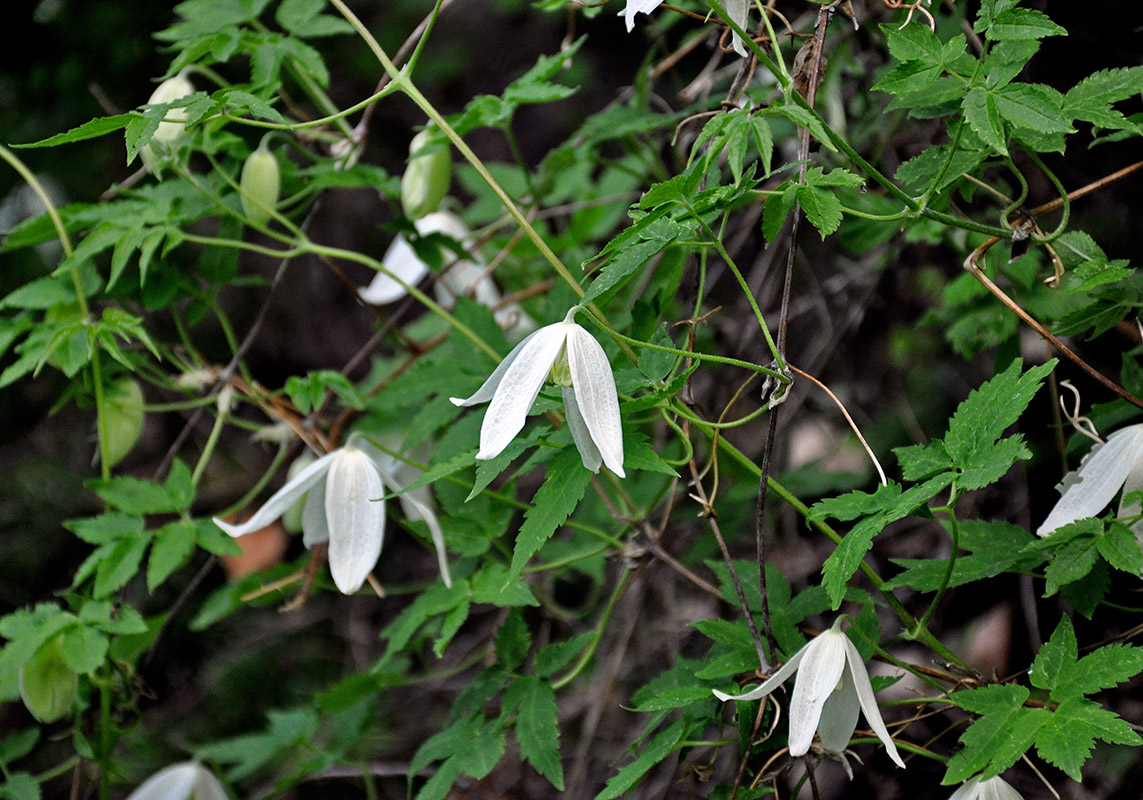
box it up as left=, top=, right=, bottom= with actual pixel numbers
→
left=140, top=72, right=195, bottom=171
left=400, top=129, right=451, bottom=220
left=104, top=377, right=145, bottom=468
left=240, top=143, right=281, bottom=227
left=19, top=635, right=78, bottom=723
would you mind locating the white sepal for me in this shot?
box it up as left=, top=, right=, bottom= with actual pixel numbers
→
left=787, top=631, right=847, bottom=757
left=324, top=448, right=385, bottom=594
left=842, top=633, right=905, bottom=768
left=1037, top=424, right=1143, bottom=537
left=212, top=451, right=336, bottom=538
left=566, top=323, right=625, bottom=477
left=125, top=762, right=227, bottom=800
left=563, top=387, right=602, bottom=473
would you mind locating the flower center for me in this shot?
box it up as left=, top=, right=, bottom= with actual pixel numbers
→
left=547, top=344, right=573, bottom=388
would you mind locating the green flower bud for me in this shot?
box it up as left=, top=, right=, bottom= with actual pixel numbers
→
left=240, top=143, right=281, bottom=227
left=140, top=72, right=195, bottom=171
left=400, top=129, right=451, bottom=220
left=547, top=344, right=573, bottom=388
left=103, top=377, right=145, bottom=468
left=19, top=635, right=78, bottom=723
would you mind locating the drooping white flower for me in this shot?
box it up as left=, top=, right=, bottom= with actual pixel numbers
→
left=948, top=775, right=1025, bottom=800
left=213, top=442, right=451, bottom=593
left=450, top=311, right=624, bottom=477
left=713, top=619, right=905, bottom=768
left=1037, top=423, right=1143, bottom=538
left=125, top=761, right=227, bottom=800
left=359, top=211, right=535, bottom=339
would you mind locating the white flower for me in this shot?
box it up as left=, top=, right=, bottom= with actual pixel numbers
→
left=359, top=211, right=535, bottom=339
left=713, top=619, right=905, bottom=768
left=1037, top=423, right=1143, bottom=538
left=948, top=775, right=1025, bottom=800
left=213, top=442, right=451, bottom=594
left=450, top=312, right=625, bottom=477
left=125, top=761, right=227, bottom=800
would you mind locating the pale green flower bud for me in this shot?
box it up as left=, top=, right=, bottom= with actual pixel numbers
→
left=104, top=377, right=145, bottom=468
left=140, top=72, right=195, bottom=171
left=240, top=142, right=281, bottom=227
left=19, top=635, right=78, bottom=723
left=400, top=129, right=451, bottom=220
left=547, top=344, right=573, bottom=388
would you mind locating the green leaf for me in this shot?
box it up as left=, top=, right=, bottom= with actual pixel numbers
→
left=494, top=609, right=531, bottom=672
left=284, top=370, right=366, bottom=415
left=93, top=535, right=149, bottom=598
left=0, top=728, right=40, bottom=766
left=275, top=0, right=353, bottom=36
left=943, top=360, right=1054, bottom=476
left=963, top=86, right=1008, bottom=155
left=595, top=718, right=685, bottom=800
left=887, top=519, right=1037, bottom=591
left=988, top=7, right=1066, bottom=40
left=882, top=21, right=943, bottom=63
left=1042, top=534, right=1100, bottom=596
left=196, top=707, right=320, bottom=782
left=0, top=772, right=41, bottom=800
left=1029, top=616, right=1076, bottom=694
left=944, top=684, right=1040, bottom=783
left=994, top=84, right=1073, bottom=134
left=58, top=625, right=108, bottom=674
left=508, top=447, right=593, bottom=577
left=513, top=676, right=563, bottom=789
left=1034, top=697, right=1141, bottom=781
left=12, top=115, right=134, bottom=148
left=534, top=632, right=594, bottom=678
left=1065, top=67, right=1143, bottom=130
left=147, top=519, right=198, bottom=592
left=1096, top=522, right=1143, bottom=574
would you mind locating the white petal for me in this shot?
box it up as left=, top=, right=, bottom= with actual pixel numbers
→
left=725, top=0, right=749, bottom=56
left=450, top=327, right=543, bottom=408
left=713, top=642, right=809, bottom=702
left=566, top=323, right=624, bottom=477
left=842, top=633, right=905, bottom=768
left=191, top=767, right=229, bottom=800
left=125, top=762, right=200, bottom=800
left=301, top=477, right=329, bottom=548
left=563, top=386, right=602, bottom=473
left=414, top=210, right=470, bottom=241
left=358, top=234, right=429, bottom=305
left=1037, top=424, right=1143, bottom=536
left=979, top=776, right=1024, bottom=800
left=324, top=449, right=385, bottom=594
left=816, top=667, right=860, bottom=754
left=213, top=451, right=336, bottom=538
left=787, top=630, right=847, bottom=756
left=474, top=323, right=569, bottom=460
left=948, top=777, right=983, bottom=800
left=623, top=0, right=667, bottom=31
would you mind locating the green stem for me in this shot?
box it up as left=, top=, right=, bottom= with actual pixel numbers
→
left=1026, top=149, right=1070, bottom=242
left=594, top=321, right=785, bottom=381
left=552, top=568, right=633, bottom=689
left=913, top=496, right=961, bottom=639
left=191, top=389, right=233, bottom=486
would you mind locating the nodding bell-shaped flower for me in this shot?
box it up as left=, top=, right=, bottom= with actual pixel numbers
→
left=360, top=211, right=535, bottom=340
left=1037, top=423, right=1143, bottom=541
left=948, top=775, right=1025, bottom=800
left=139, top=72, right=195, bottom=171
left=213, top=441, right=450, bottom=594
left=450, top=309, right=624, bottom=477
left=125, top=761, right=227, bottom=800
left=713, top=619, right=905, bottom=768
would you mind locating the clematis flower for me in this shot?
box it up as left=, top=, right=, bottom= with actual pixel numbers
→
left=1037, top=423, right=1143, bottom=539
left=359, top=211, right=534, bottom=339
left=213, top=441, right=450, bottom=594
left=125, top=761, right=227, bottom=800
left=622, top=0, right=666, bottom=31
left=948, top=775, right=1025, bottom=800
left=713, top=618, right=905, bottom=768
left=450, top=310, right=624, bottom=477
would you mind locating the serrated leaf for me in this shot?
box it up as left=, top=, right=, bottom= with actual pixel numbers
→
left=1029, top=616, right=1076, bottom=693
left=963, top=87, right=1008, bottom=155
left=1096, top=522, right=1143, bottom=574
left=93, top=535, right=149, bottom=598
left=1056, top=643, right=1143, bottom=700
left=988, top=7, right=1066, bottom=41
left=596, top=719, right=685, bottom=800
left=994, top=84, right=1073, bottom=134
left=13, top=115, right=134, bottom=149
left=58, top=625, right=107, bottom=674
left=508, top=447, right=593, bottom=577
left=1035, top=697, right=1141, bottom=781
left=887, top=519, right=1037, bottom=591
left=1043, top=535, right=1100, bottom=596
left=534, top=632, right=594, bottom=678
left=514, top=676, right=563, bottom=789
left=147, top=519, right=197, bottom=592
left=495, top=609, right=531, bottom=672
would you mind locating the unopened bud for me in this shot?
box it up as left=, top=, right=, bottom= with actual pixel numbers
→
left=548, top=345, right=573, bottom=388
left=140, top=72, right=195, bottom=171
left=240, top=142, right=281, bottom=227
left=400, top=129, right=451, bottom=220
left=104, top=378, right=145, bottom=468
left=19, top=635, right=78, bottom=723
